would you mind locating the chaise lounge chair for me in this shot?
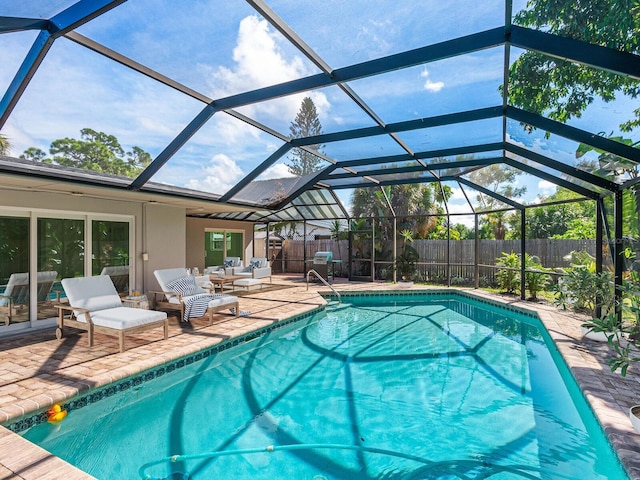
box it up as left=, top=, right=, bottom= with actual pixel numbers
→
left=152, top=267, right=239, bottom=323
left=57, top=275, right=168, bottom=352
left=0, top=271, right=59, bottom=325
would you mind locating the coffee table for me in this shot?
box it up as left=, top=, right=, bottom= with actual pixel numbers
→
left=208, top=274, right=246, bottom=292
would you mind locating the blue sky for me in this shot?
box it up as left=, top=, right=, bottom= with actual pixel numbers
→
left=0, top=0, right=638, bottom=221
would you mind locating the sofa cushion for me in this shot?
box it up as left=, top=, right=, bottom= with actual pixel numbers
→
left=248, top=259, right=262, bottom=271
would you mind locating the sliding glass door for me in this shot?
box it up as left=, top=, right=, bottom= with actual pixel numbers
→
left=0, top=215, right=30, bottom=326
left=37, top=217, right=85, bottom=321
left=92, top=220, right=130, bottom=294
left=0, top=210, right=133, bottom=332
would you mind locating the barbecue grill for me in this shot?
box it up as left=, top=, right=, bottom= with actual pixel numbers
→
left=312, top=251, right=333, bottom=281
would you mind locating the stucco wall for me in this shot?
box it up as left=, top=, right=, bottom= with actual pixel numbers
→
left=0, top=188, right=185, bottom=295
left=143, top=203, right=186, bottom=292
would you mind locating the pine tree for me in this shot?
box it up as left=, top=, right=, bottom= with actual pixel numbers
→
left=286, top=97, right=324, bottom=176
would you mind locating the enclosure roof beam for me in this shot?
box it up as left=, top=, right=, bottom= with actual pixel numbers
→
left=291, top=107, right=503, bottom=146
left=506, top=107, right=640, bottom=164
left=504, top=143, right=618, bottom=191
left=509, top=25, right=640, bottom=80
left=269, top=166, right=338, bottom=210
left=0, top=17, right=48, bottom=33
left=49, top=0, right=127, bottom=36
left=336, top=143, right=504, bottom=169
left=503, top=157, right=599, bottom=199
left=211, top=28, right=505, bottom=112
left=455, top=177, right=524, bottom=209
left=326, top=157, right=501, bottom=180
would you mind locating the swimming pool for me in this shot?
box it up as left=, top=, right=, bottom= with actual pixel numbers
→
left=14, top=292, right=628, bottom=479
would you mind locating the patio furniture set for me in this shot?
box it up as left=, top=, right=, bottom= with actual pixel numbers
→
left=49, top=257, right=270, bottom=352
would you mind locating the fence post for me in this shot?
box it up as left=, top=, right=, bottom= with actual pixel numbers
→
left=520, top=209, right=526, bottom=300
left=474, top=213, right=479, bottom=289
left=614, top=190, right=624, bottom=325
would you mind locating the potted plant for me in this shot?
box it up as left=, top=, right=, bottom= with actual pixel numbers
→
left=396, top=229, right=419, bottom=286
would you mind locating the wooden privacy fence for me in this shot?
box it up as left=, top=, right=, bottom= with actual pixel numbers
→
left=276, top=239, right=598, bottom=285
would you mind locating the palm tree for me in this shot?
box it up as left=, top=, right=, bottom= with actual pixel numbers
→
left=0, top=134, right=10, bottom=155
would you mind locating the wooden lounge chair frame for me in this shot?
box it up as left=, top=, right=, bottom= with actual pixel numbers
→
left=56, top=276, right=168, bottom=353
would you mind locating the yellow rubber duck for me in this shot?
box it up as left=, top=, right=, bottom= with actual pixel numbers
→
left=47, top=404, right=67, bottom=424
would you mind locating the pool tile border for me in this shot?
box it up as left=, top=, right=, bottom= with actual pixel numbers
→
left=324, top=288, right=539, bottom=319
left=4, top=307, right=322, bottom=434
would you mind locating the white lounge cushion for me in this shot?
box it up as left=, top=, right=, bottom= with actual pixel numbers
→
left=62, top=276, right=123, bottom=322
left=154, top=267, right=189, bottom=289
left=88, top=306, right=167, bottom=329
left=234, top=278, right=262, bottom=287
left=207, top=295, right=238, bottom=308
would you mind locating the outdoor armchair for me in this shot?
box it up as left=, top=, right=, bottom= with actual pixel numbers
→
left=231, top=257, right=272, bottom=282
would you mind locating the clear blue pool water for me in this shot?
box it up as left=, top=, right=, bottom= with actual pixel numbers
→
left=19, top=293, right=627, bottom=479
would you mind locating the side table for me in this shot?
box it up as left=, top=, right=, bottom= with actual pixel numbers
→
left=123, top=294, right=149, bottom=309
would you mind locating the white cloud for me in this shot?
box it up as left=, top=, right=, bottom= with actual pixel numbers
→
left=185, top=153, right=244, bottom=193
left=205, top=15, right=330, bottom=125
left=448, top=186, right=467, bottom=201
left=420, top=68, right=444, bottom=93
left=261, top=163, right=295, bottom=180
left=538, top=179, right=556, bottom=193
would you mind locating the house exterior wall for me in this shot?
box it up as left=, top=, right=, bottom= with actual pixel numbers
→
left=0, top=188, right=185, bottom=295
left=144, top=204, right=186, bottom=292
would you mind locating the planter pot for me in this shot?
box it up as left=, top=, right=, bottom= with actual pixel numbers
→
left=398, top=281, right=414, bottom=288
left=580, top=325, right=611, bottom=342
left=630, top=405, right=640, bottom=434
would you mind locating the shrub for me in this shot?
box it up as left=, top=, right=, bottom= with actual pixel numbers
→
left=496, top=252, right=520, bottom=294
left=524, top=254, right=551, bottom=300
left=554, top=267, right=613, bottom=317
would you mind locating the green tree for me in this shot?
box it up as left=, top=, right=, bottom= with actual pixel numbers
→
left=468, top=164, right=526, bottom=239
left=508, top=0, right=640, bottom=132
left=351, top=183, right=443, bottom=237
left=20, top=147, right=47, bottom=162
left=287, top=97, right=324, bottom=176
left=0, top=133, right=10, bottom=155
left=506, top=188, right=596, bottom=239
left=20, top=128, right=151, bottom=178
